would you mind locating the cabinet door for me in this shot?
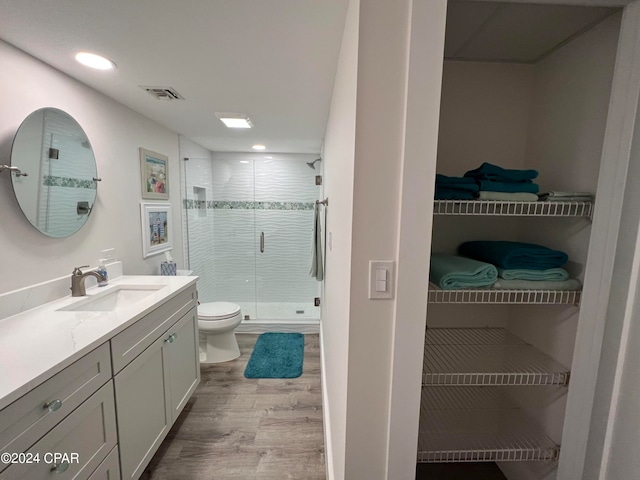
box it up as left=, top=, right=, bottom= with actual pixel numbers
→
left=114, top=334, right=172, bottom=480
left=87, top=446, right=120, bottom=480
left=165, top=307, right=200, bottom=421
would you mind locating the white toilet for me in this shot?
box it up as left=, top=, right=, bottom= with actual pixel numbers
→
left=198, top=302, right=243, bottom=363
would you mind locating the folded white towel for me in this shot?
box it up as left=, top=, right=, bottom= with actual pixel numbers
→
left=478, top=191, right=539, bottom=202
left=538, top=191, right=594, bottom=202
left=543, top=191, right=593, bottom=197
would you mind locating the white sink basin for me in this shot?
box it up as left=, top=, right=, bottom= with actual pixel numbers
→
left=58, top=285, right=166, bottom=312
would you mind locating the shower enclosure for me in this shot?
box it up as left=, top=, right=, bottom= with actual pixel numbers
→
left=182, top=152, right=322, bottom=331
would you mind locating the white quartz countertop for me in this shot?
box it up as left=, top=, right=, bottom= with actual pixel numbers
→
left=0, top=275, right=197, bottom=410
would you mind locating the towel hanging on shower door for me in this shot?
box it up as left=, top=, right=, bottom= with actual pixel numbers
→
left=310, top=202, right=324, bottom=281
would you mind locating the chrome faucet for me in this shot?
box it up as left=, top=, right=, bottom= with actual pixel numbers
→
left=71, top=265, right=107, bottom=297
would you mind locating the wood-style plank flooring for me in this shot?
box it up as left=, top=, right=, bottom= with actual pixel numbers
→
left=142, top=334, right=325, bottom=480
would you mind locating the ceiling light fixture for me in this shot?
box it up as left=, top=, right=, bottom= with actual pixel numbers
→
left=215, top=112, right=253, bottom=129
left=75, top=52, right=115, bottom=70
left=252, top=144, right=266, bottom=151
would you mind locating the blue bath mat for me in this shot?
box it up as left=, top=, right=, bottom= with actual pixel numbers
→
left=244, top=333, right=304, bottom=379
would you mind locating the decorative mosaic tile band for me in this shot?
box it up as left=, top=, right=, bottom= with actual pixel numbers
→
left=43, top=175, right=97, bottom=190
left=183, top=199, right=315, bottom=210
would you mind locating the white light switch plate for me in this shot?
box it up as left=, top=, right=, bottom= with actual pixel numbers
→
left=369, top=260, right=394, bottom=299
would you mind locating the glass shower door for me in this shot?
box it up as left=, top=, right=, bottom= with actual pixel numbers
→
left=184, top=156, right=257, bottom=317
left=254, top=156, right=321, bottom=320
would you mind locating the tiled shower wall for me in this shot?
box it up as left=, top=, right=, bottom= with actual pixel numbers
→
left=183, top=151, right=322, bottom=317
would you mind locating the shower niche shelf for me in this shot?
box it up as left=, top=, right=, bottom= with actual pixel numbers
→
left=418, top=386, right=560, bottom=463
left=423, top=328, right=570, bottom=387
left=428, top=285, right=581, bottom=305
left=433, top=200, right=592, bottom=218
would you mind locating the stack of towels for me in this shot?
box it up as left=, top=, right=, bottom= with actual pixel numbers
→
left=430, top=240, right=581, bottom=290
left=458, top=240, right=581, bottom=290
left=538, top=191, right=594, bottom=202
left=435, top=174, right=479, bottom=200
left=463, top=162, right=540, bottom=201
left=435, top=163, right=595, bottom=203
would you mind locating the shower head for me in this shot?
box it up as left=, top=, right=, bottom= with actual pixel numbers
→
left=306, top=158, right=322, bottom=170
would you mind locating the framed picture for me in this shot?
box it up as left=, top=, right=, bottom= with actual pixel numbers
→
left=140, top=202, right=172, bottom=258
left=140, top=148, right=169, bottom=200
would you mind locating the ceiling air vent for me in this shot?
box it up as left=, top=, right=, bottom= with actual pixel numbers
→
left=139, top=86, right=185, bottom=101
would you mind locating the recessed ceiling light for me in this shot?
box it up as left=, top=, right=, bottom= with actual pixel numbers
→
left=240, top=160, right=250, bottom=164
left=252, top=144, right=266, bottom=151
left=266, top=156, right=273, bottom=159
left=216, top=113, right=253, bottom=129
left=75, top=52, right=115, bottom=70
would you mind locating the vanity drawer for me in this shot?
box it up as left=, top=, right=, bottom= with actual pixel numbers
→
left=1, top=380, right=117, bottom=480
left=0, top=343, right=112, bottom=471
left=110, top=286, right=197, bottom=374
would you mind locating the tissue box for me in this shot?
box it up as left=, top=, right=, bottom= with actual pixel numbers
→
left=160, top=261, right=177, bottom=276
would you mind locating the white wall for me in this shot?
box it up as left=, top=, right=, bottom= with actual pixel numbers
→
left=0, top=40, right=183, bottom=294
left=323, top=2, right=448, bottom=478
left=583, top=4, right=640, bottom=478
left=344, top=0, right=411, bottom=476
left=385, top=1, right=447, bottom=478
left=605, top=219, right=640, bottom=480
left=437, top=61, right=534, bottom=176
left=321, top=0, right=359, bottom=476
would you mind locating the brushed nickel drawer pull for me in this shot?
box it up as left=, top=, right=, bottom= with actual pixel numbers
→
left=43, top=399, right=63, bottom=412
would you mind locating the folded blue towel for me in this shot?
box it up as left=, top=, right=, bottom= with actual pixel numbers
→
left=464, top=162, right=538, bottom=182
left=430, top=253, right=497, bottom=289
left=435, top=187, right=476, bottom=200
left=497, top=267, right=569, bottom=281
left=477, top=180, right=540, bottom=194
left=458, top=241, right=568, bottom=270
left=494, top=278, right=581, bottom=291
left=436, top=174, right=478, bottom=186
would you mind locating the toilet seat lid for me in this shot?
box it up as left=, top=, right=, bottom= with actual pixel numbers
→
left=199, top=302, right=241, bottom=320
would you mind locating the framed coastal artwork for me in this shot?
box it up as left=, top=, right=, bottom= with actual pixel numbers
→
left=140, top=148, right=169, bottom=200
left=140, top=202, right=172, bottom=258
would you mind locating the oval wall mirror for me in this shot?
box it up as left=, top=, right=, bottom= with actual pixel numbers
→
left=10, top=108, right=98, bottom=237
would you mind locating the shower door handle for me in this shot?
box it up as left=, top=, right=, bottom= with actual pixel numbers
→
left=260, top=232, right=265, bottom=253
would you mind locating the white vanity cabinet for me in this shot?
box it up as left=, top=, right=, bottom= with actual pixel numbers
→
left=0, top=277, right=199, bottom=480
left=112, top=287, right=199, bottom=480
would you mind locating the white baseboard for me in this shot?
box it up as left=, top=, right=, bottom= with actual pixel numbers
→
left=234, top=319, right=320, bottom=334
left=320, top=322, right=335, bottom=480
